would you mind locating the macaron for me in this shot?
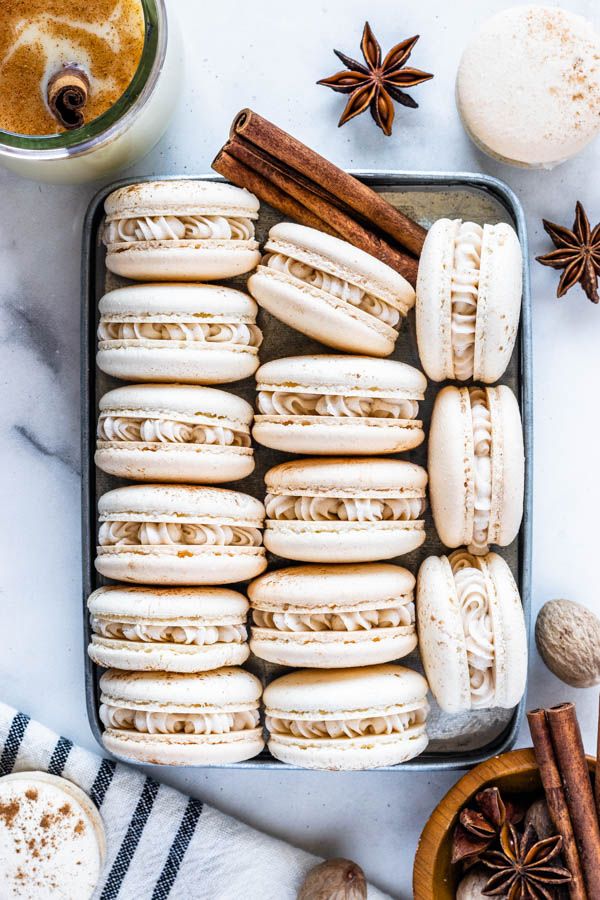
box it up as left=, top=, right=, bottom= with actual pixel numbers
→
left=248, top=563, right=417, bottom=667
left=428, top=385, right=524, bottom=554
left=247, top=222, right=415, bottom=357
left=96, top=284, right=262, bottom=384
left=416, top=218, right=522, bottom=383
left=264, top=458, right=427, bottom=563
left=254, top=355, right=426, bottom=455
left=96, top=384, right=254, bottom=483
left=264, top=665, right=429, bottom=770
left=99, top=668, right=264, bottom=765
left=95, top=484, right=266, bottom=585
left=416, top=550, right=527, bottom=712
left=456, top=6, right=600, bottom=169
left=103, top=180, right=260, bottom=280
left=87, top=585, right=250, bottom=672
left=0, top=771, right=106, bottom=900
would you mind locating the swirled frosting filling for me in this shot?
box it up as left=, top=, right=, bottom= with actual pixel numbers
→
left=98, top=521, right=262, bottom=547
left=263, top=252, right=401, bottom=328
left=104, top=215, right=255, bottom=244
left=92, top=618, right=247, bottom=645
left=253, top=603, right=414, bottom=632
left=98, top=320, right=262, bottom=347
left=450, top=222, right=483, bottom=381
left=450, top=550, right=495, bottom=708
left=98, top=417, right=251, bottom=447
left=265, top=495, right=425, bottom=522
left=100, top=706, right=259, bottom=735
left=469, top=388, right=492, bottom=554
left=256, top=391, right=418, bottom=420
left=266, top=705, right=427, bottom=739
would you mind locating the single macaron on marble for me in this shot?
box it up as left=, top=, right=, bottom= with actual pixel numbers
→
left=0, top=772, right=106, bottom=900
left=99, top=668, right=264, bottom=765
left=428, top=385, right=524, bottom=554
left=264, top=458, right=427, bottom=563
left=87, top=585, right=250, bottom=672
left=456, top=6, right=600, bottom=169
left=96, top=284, right=262, bottom=384
left=263, top=665, right=429, bottom=770
left=248, top=563, right=417, bottom=668
left=95, top=484, right=266, bottom=585
left=95, top=384, right=254, bottom=483
left=416, top=218, right=522, bottom=383
left=103, top=180, right=260, bottom=280
left=247, top=223, right=415, bottom=357
left=417, top=550, right=527, bottom=712
left=254, top=355, right=426, bottom=455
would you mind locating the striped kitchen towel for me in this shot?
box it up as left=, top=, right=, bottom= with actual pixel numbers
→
left=0, top=702, right=391, bottom=900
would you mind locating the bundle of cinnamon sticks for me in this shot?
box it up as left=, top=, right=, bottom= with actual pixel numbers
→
left=212, top=109, right=426, bottom=286
left=527, top=700, right=600, bottom=899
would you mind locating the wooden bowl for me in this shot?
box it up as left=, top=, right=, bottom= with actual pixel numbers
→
left=413, top=747, right=597, bottom=899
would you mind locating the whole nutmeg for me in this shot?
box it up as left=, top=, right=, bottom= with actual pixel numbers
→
left=524, top=797, right=554, bottom=840
left=535, top=598, right=600, bottom=688
left=456, top=868, right=490, bottom=899
left=297, top=858, right=367, bottom=900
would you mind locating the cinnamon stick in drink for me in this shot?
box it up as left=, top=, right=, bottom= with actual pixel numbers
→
left=527, top=708, right=587, bottom=900
left=546, top=703, right=600, bottom=899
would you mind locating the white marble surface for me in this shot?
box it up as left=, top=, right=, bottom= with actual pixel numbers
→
left=1, top=1, right=599, bottom=897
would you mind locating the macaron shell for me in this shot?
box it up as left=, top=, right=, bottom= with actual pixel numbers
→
left=88, top=584, right=249, bottom=618
left=98, top=283, right=260, bottom=317
left=486, top=386, right=524, bottom=547
left=264, top=520, right=425, bottom=563
left=253, top=417, right=423, bottom=455
left=98, top=484, right=265, bottom=524
left=484, top=552, right=527, bottom=708
left=89, top=635, right=250, bottom=672
left=97, top=343, right=260, bottom=384
left=105, top=245, right=261, bottom=282
left=255, top=354, right=427, bottom=395
left=250, top=627, right=417, bottom=668
left=267, top=729, right=428, bottom=771
left=98, top=382, right=254, bottom=422
left=416, top=555, right=472, bottom=713
left=104, top=180, right=260, bottom=218
left=428, top=386, right=474, bottom=548
left=95, top=546, right=267, bottom=585
left=265, top=457, right=428, bottom=495
left=415, top=218, right=457, bottom=381
left=248, top=266, right=396, bottom=357
left=102, top=728, right=265, bottom=766
left=95, top=444, right=255, bottom=483
left=474, top=223, right=522, bottom=383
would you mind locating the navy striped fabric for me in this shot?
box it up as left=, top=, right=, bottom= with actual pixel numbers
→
left=0, top=711, right=29, bottom=775
left=100, top=778, right=160, bottom=900
left=152, top=797, right=204, bottom=900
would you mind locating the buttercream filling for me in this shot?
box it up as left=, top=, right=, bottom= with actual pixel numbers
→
left=265, top=495, right=425, bottom=522
left=98, top=521, right=262, bottom=547
left=263, top=252, right=401, bottom=328
left=98, top=321, right=262, bottom=347
left=92, top=619, right=247, bottom=645
left=256, top=391, right=418, bottom=420
left=98, top=417, right=251, bottom=447
left=450, top=222, right=483, bottom=381
left=104, top=215, right=255, bottom=244
left=253, top=604, right=414, bottom=632
left=100, top=706, right=259, bottom=735
left=266, top=705, right=427, bottom=739
left=469, top=388, right=492, bottom=553
left=450, top=550, right=495, bottom=708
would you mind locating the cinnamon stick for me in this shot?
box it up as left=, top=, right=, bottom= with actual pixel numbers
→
left=528, top=708, right=587, bottom=900
left=232, top=109, right=426, bottom=256
left=546, top=703, right=600, bottom=899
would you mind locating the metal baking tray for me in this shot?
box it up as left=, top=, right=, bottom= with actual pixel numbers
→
left=81, top=171, right=532, bottom=771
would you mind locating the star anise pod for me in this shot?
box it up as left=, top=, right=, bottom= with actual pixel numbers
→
left=317, top=22, right=433, bottom=136
left=452, top=787, right=523, bottom=865
left=536, top=202, right=600, bottom=303
left=481, top=824, right=572, bottom=899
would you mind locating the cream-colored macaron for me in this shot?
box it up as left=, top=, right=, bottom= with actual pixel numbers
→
left=96, top=284, right=263, bottom=384
left=87, top=585, right=250, bottom=672
left=95, top=484, right=266, bottom=585
left=248, top=222, right=415, bottom=357
left=95, top=384, right=254, bottom=483
left=456, top=6, right=600, bottom=168
left=417, top=550, right=527, bottom=712
left=103, top=180, right=260, bottom=280
left=99, top=668, right=264, bottom=765
left=416, top=219, right=522, bottom=383
left=264, top=458, right=427, bottom=563
left=248, top=563, right=417, bottom=668
left=0, top=771, right=106, bottom=899
left=254, top=355, right=426, bottom=455
left=264, top=665, right=429, bottom=770
left=428, top=385, right=524, bottom=554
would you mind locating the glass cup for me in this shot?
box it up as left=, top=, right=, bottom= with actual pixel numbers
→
left=0, top=0, right=181, bottom=183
